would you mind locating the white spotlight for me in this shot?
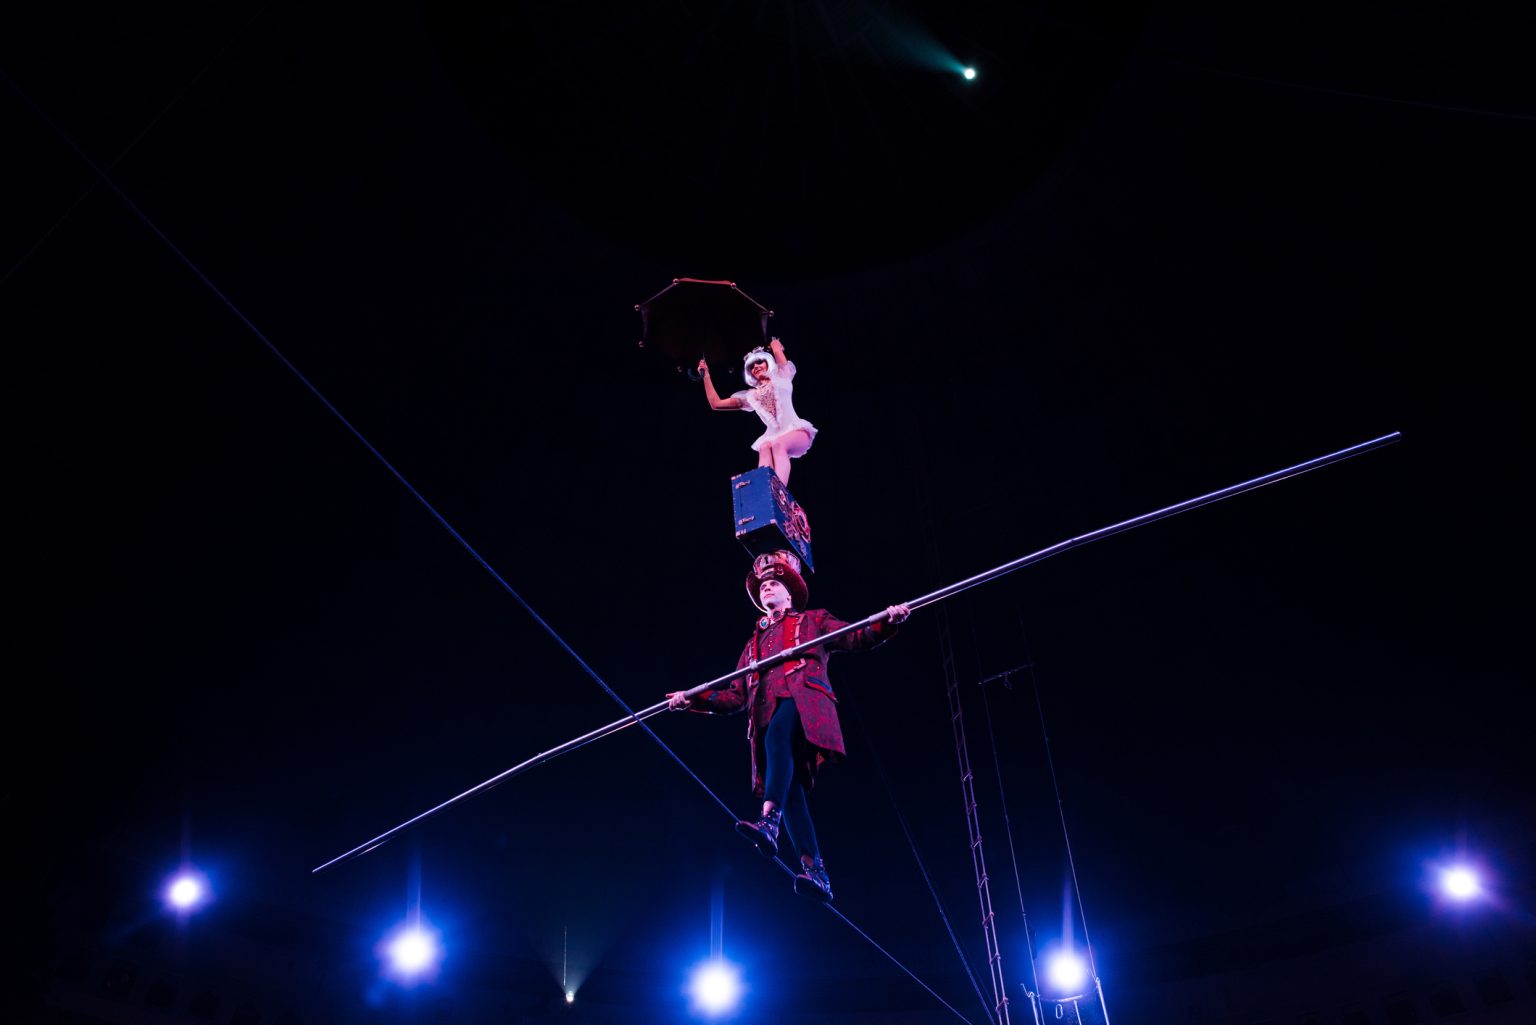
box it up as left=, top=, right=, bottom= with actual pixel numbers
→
left=962, top=67, right=977, bottom=80
left=687, top=959, right=744, bottom=1016
left=169, top=876, right=202, bottom=908
left=378, top=922, right=443, bottom=984
left=163, top=869, right=211, bottom=914
left=565, top=990, right=575, bottom=1004
left=1045, top=949, right=1087, bottom=994
left=1440, top=865, right=1481, bottom=901
left=389, top=929, right=436, bottom=971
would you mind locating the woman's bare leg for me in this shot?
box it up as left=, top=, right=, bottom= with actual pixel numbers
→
left=771, top=442, right=791, bottom=484
left=772, top=430, right=813, bottom=485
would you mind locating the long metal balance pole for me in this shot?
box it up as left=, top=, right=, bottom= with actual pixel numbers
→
left=313, top=431, right=1399, bottom=873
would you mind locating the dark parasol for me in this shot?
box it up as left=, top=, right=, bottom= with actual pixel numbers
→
left=635, top=278, right=773, bottom=381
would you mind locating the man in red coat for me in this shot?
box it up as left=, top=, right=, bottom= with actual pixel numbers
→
left=668, top=550, right=911, bottom=902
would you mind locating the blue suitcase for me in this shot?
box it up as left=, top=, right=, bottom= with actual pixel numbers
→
left=730, top=467, right=814, bottom=574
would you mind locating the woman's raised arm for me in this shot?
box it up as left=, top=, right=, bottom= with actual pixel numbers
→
left=700, top=359, right=744, bottom=410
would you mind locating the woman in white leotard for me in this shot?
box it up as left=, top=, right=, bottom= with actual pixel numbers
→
left=698, top=336, right=818, bottom=486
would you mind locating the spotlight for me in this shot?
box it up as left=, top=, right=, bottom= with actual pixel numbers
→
left=1424, top=854, right=1494, bottom=909
left=162, top=869, right=211, bottom=915
left=377, top=922, right=442, bottom=985
left=565, top=990, right=575, bottom=1004
left=962, top=67, right=977, bottom=80
left=687, top=959, right=744, bottom=1016
left=389, top=929, right=436, bottom=971
left=169, top=877, right=202, bottom=908
left=1045, top=949, right=1087, bottom=995
left=1440, top=865, right=1481, bottom=901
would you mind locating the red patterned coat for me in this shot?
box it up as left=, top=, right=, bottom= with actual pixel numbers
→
left=692, top=608, right=898, bottom=796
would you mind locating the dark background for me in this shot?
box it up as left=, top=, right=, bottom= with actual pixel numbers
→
left=5, top=2, right=1531, bottom=1023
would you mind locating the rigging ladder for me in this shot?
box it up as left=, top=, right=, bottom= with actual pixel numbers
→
left=939, top=602, right=1011, bottom=1025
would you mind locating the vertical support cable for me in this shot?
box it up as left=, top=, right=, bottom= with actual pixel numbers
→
left=939, top=604, right=1011, bottom=1025
left=976, top=662, right=1045, bottom=1025
left=1029, top=661, right=1110, bottom=1025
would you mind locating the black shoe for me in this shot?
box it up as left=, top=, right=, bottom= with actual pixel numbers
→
left=735, top=808, right=782, bottom=858
left=793, top=858, right=834, bottom=903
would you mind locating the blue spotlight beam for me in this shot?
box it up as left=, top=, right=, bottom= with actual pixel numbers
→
left=313, top=431, right=1399, bottom=874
